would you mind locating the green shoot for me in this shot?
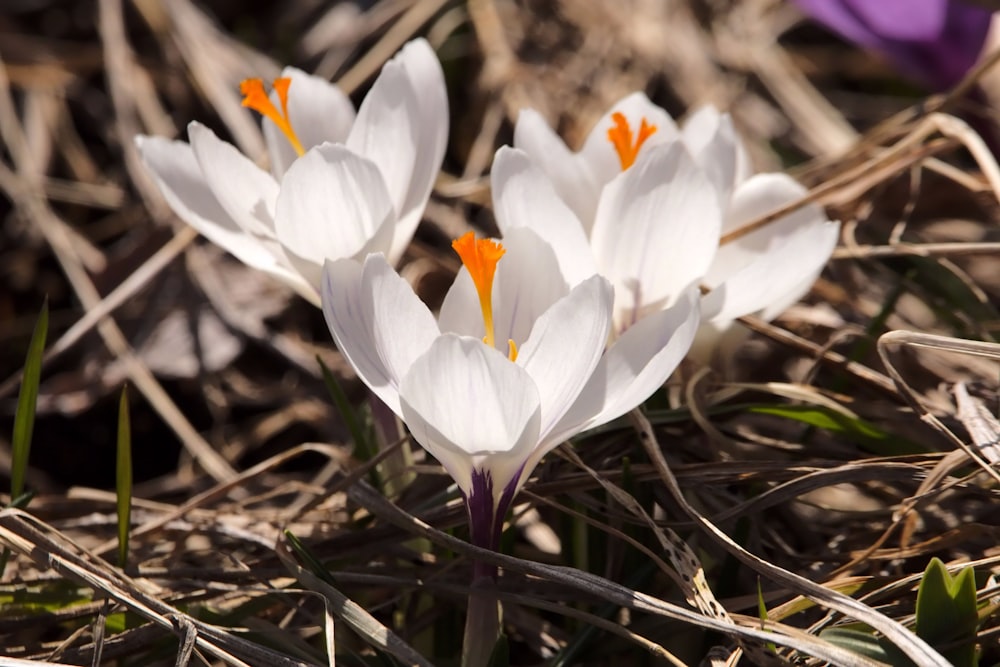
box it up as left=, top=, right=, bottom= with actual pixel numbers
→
left=116, top=385, right=132, bottom=569
left=914, top=558, right=979, bottom=667
left=11, top=298, right=48, bottom=501
left=2, top=300, right=48, bottom=577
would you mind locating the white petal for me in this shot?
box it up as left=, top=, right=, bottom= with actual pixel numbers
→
left=516, top=274, right=613, bottom=439
left=589, top=141, right=721, bottom=331
left=491, top=228, right=573, bottom=347
left=680, top=105, right=722, bottom=155
left=385, top=38, right=449, bottom=263
left=578, top=92, right=680, bottom=191
left=491, top=146, right=597, bottom=285
left=321, top=255, right=439, bottom=415
left=543, top=288, right=700, bottom=449
left=264, top=66, right=356, bottom=179
left=681, top=106, right=746, bottom=201
left=437, top=227, right=573, bottom=344
left=703, top=217, right=839, bottom=324
left=759, top=219, right=840, bottom=320
left=705, top=172, right=824, bottom=287
left=400, top=335, right=541, bottom=496
left=345, top=40, right=449, bottom=264
left=437, top=266, right=483, bottom=339
left=135, top=134, right=310, bottom=297
left=513, top=108, right=602, bottom=227
left=188, top=122, right=280, bottom=239
left=346, top=62, right=417, bottom=219
left=274, top=143, right=396, bottom=291
left=136, top=135, right=267, bottom=265
left=349, top=215, right=398, bottom=262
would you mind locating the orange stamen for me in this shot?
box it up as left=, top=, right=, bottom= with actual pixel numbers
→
left=452, top=232, right=506, bottom=349
left=240, top=77, right=305, bottom=157
left=607, top=112, right=657, bottom=171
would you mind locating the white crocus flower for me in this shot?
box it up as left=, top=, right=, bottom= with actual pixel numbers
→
left=322, top=229, right=699, bottom=550
left=512, top=94, right=840, bottom=362
left=135, top=38, right=448, bottom=306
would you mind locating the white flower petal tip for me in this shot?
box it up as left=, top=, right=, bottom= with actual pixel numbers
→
left=695, top=177, right=840, bottom=364
left=705, top=172, right=840, bottom=329
left=512, top=110, right=576, bottom=164
left=490, top=147, right=597, bottom=285
left=351, top=37, right=449, bottom=264
left=680, top=106, right=751, bottom=199
left=513, top=108, right=557, bottom=146
left=512, top=109, right=605, bottom=226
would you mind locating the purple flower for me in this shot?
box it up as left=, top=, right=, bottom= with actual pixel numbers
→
left=794, top=0, right=992, bottom=90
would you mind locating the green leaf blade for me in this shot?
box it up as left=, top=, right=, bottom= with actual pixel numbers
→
left=116, top=385, right=133, bottom=569
left=317, top=356, right=372, bottom=462
left=11, top=299, right=48, bottom=501
left=746, top=404, right=927, bottom=455
left=820, top=626, right=892, bottom=663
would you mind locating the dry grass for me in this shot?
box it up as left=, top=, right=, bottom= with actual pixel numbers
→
left=0, top=0, right=997, bottom=665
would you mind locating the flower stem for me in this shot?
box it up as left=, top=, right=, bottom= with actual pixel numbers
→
left=461, top=560, right=500, bottom=667
left=462, top=468, right=522, bottom=665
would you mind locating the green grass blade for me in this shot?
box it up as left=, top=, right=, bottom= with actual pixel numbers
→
left=317, top=356, right=373, bottom=462
left=746, top=404, right=927, bottom=455
left=11, top=299, right=48, bottom=501
left=116, top=385, right=132, bottom=569
left=757, top=578, right=777, bottom=653
left=486, top=633, right=509, bottom=667
left=284, top=530, right=338, bottom=586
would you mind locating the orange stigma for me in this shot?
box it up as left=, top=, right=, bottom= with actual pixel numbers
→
left=452, top=232, right=506, bottom=350
left=240, top=77, right=305, bottom=157
left=607, top=112, right=657, bottom=171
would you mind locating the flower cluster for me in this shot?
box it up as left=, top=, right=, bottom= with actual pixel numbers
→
left=136, top=40, right=838, bottom=554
